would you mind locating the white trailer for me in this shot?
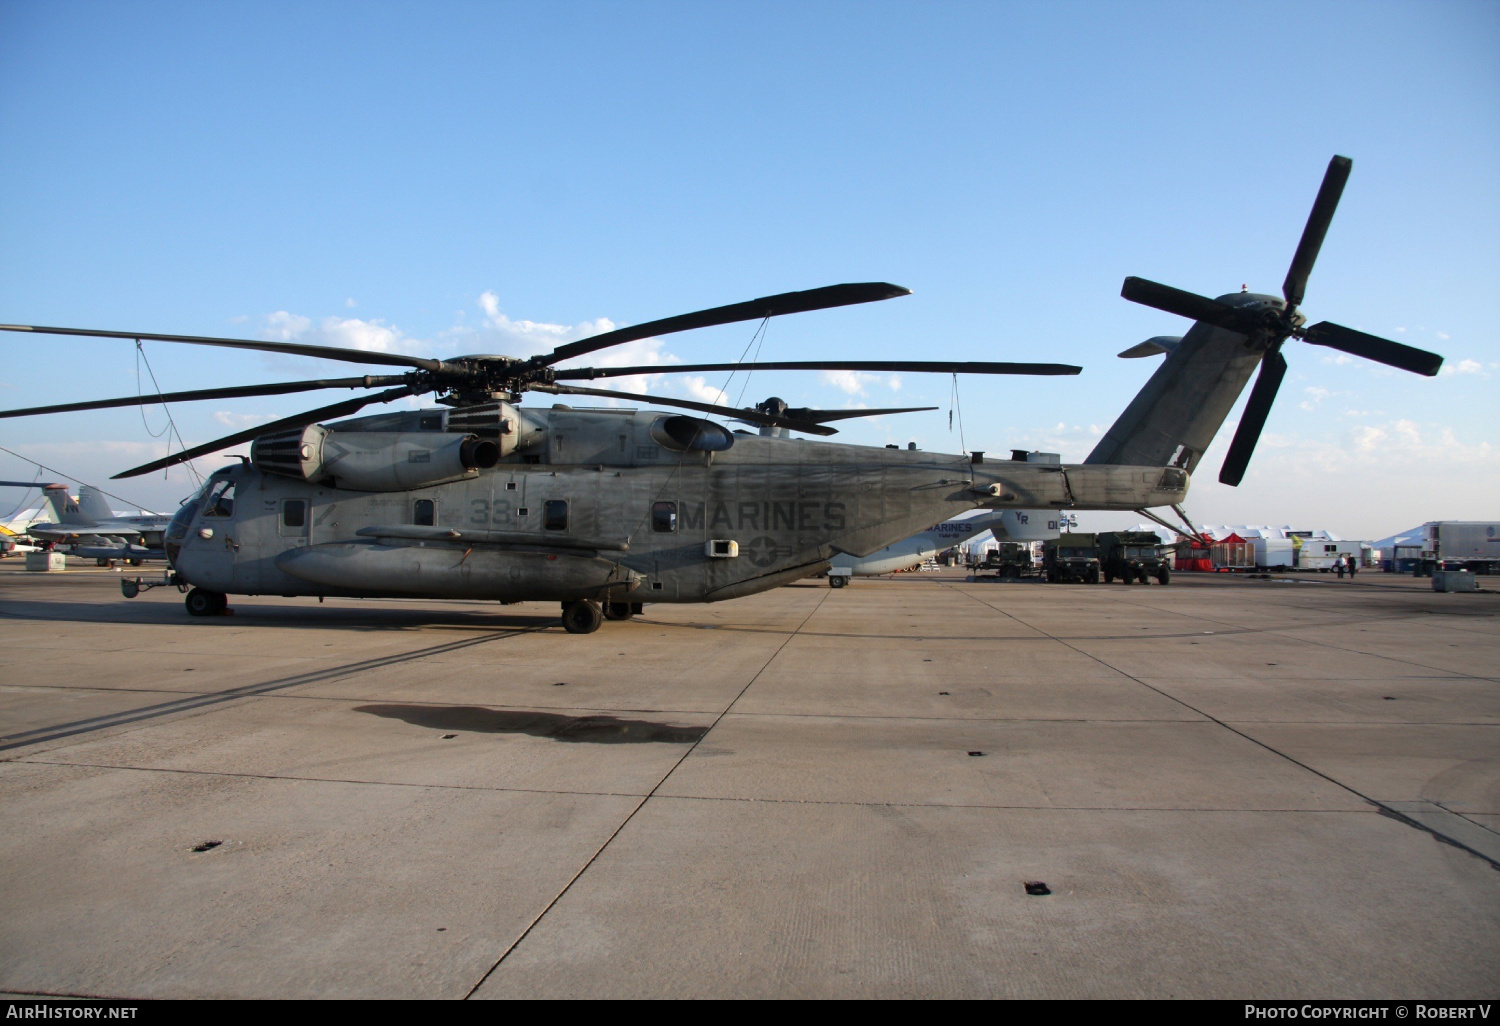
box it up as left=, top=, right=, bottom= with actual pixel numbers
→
left=1297, top=538, right=1344, bottom=571
left=1423, top=522, right=1500, bottom=574
left=1255, top=537, right=1296, bottom=570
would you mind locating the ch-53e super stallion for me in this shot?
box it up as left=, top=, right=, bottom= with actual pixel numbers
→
left=0, top=156, right=1442, bottom=633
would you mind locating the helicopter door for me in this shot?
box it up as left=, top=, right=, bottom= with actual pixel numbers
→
left=187, top=474, right=245, bottom=590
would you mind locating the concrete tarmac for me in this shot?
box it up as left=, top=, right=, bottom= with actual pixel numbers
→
left=1, top=562, right=1496, bottom=998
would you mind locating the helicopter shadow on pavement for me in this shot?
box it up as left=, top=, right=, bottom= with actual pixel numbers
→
left=353, top=703, right=710, bottom=745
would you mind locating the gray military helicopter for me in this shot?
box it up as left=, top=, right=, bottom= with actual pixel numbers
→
left=0, top=157, right=1442, bottom=632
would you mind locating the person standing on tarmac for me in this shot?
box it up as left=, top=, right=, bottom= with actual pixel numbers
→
left=1337, top=557, right=1346, bottom=579
left=1348, top=555, right=1358, bottom=580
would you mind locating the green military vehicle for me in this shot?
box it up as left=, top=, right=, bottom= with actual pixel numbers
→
left=1043, top=533, right=1101, bottom=584
left=978, top=541, right=1038, bottom=579
left=1099, top=530, right=1171, bottom=585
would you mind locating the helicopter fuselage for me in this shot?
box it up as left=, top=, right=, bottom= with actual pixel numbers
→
left=165, top=405, right=1187, bottom=607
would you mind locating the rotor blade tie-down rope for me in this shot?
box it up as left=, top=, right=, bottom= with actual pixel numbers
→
left=0, top=466, right=44, bottom=521
left=134, top=342, right=170, bottom=439
left=0, top=444, right=161, bottom=515
left=731, top=315, right=772, bottom=409
left=135, top=339, right=203, bottom=487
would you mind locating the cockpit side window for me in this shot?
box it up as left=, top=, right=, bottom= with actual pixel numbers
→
left=201, top=479, right=236, bottom=519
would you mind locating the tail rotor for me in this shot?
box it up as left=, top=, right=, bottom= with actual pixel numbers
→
left=1119, top=156, right=1443, bottom=486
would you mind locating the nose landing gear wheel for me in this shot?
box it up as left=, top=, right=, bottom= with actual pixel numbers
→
left=561, top=599, right=604, bottom=634
left=185, top=588, right=227, bottom=617
left=603, top=601, right=634, bottom=621
left=829, top=575, right=848, bottom=588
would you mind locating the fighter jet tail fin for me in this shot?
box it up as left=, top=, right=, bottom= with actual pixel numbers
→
left=36, top=484, right=83, bottom=525
left=76, top=486, right=116, bottom=523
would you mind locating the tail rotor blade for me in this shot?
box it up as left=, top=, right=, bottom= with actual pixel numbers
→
left=1283, top=156, right=1352, bottom=309
left=1218, top=350, right=1288, bottom=487
left=1302, top=321, right=1443, bottom=377
left=1121, top=278, right=1245, bottom=332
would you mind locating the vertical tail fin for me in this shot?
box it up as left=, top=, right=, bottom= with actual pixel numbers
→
left=1084, top=317, right=1265, bottom=472
left=39, top=484, right=82, bottom=524
left=76, top=485, right=116, bottom=523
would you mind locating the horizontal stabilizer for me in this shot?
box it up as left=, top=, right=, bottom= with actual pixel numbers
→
left=1117, top=336, right=1181, bottom=359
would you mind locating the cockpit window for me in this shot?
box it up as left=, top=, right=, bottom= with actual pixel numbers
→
left=201, top=479, right=236, bottom=518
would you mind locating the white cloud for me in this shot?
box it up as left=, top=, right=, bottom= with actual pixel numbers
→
left=345, top=297, right=357, bottom=309
left=559, top=336, right=677, bottom=397
left=1440, top=358, right=1485, bottom=376
left=262, top=311, right=427, bottom=357
left=818, top=370, right=903, bottom=396
left=212, top=411, right=280, bottom=429
left=1252, top=418, right=1495, bottom=476
left=681, top=376, right=729, bottom=406
left=461, top=290, right=617, bottom=360
left=264, top=311, right=311, bottom=341
left=1299, top=385, right=1334, bottom=411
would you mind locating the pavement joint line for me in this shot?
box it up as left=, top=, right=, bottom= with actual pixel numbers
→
left=17, top=681, right=1492, bottom=726
left=461, top=587, right=833, bottom=1000
left=3, top=758, right=1390, bottom=814
left=942, top=582, right=1500, bottom=869
left=0, top=626, right=547, bottom=754
left=1029, top=586, right=1500, bottom=685
left=10, top=758, right=655, bottom=799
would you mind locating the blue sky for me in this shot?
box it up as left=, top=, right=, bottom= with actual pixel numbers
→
left=2, top=0, right=1496, bottom=537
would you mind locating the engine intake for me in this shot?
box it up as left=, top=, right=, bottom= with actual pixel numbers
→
left=650, top=415, right=735, bottom=453
left=252, top=429, right=501, bottom=491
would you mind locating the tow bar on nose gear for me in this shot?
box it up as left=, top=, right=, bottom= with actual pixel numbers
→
left=121, top=571, right=190, bottom=599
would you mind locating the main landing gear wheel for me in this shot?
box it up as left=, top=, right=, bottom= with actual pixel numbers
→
left=603, top=601, right=634, bottom=621
left=185, top=588, right=227, bottom=617
left=561, top=599, right=603, bottom=634
left=829, top=576, right=848, bottom=588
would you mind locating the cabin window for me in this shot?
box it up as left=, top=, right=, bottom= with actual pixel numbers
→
left=413, top=499, right=436, bottom=527
left=282, top=500, right=306, bottom=528
left=201, top=479, right=235, bottom=518
left=652, top=501, right=678, bottom=533
left=543, top=500, right=568, bottom=531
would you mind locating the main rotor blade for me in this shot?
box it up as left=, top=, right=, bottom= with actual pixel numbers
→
left=0, top=376, right=409, bottom=420
left=1283, top=155, right=1352, bottom=310
left=1302, top=321, right=1443, bottom=377
left=555, top=359, right=1081, bottom=379
left=112, top=385, right=416, bottom=479
left=0, top=480, right=66, bottom=489
left=538, top=383, right=837, bottom=436
left=0, top=324, right=443, bottom=372
left=536, top=283, right=912, bottom=367
left=778, top=406, right=939, bottom=424
left=1120, top=278, right=1246, bottom=332
left=1218, top=350, right=1288, bottom=487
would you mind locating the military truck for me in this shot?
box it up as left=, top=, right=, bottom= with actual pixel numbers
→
left=1098, top=530, right=1171, bottom=585
left=978, top=541, right=1039, bottom=579
left=1043, top=533, right=1101, bottom=584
